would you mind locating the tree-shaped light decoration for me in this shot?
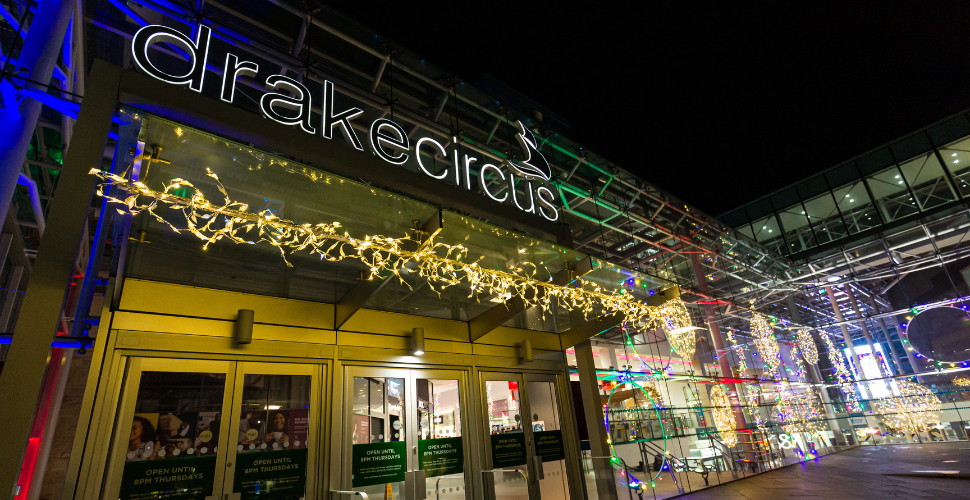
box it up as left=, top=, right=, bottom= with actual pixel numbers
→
left=710, top=384, right=738, bottom=447
left=750, top=312, right=781, bottom=376
left=659, top=299, right=697, bottom=360
left=875, top=380, right=942, bottom=435
left=796, top=328, right=819, bottom=365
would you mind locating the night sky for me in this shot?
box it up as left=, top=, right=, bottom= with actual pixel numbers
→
left=325, top=1, right=970, bottom=216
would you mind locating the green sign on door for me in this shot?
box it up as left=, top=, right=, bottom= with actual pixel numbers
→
left=352, top=441, right=407, bottom=487
left=490, top=433, right=527, bottom=468
left=233, top=448, right=308, bottom=499
left=533, top=430, right=566, bottom=462
left=418, top=437, right=463, bottom=477
left=119, top=455, right=216, bottom=500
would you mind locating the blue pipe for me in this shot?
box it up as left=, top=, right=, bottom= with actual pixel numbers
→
left=0, top=335, right=93, bottom=349
left=0, top=0, right=75, bottom=233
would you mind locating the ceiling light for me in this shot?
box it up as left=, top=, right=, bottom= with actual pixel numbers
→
left=955, top=160, right=960, bottom=164
left=850, top=199, right=854, bottom=202
left=952, top=153, right=958, bottom=157
left=411, top=327, right=425, bottom=356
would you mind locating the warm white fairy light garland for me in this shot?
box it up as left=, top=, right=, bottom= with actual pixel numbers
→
left=795, top=328, right=819, bottom=365
left=820, top=333, right=862, bottom=412
left=92, top=168, right=684, bottom=330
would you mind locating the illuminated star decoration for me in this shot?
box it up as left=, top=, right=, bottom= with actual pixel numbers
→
left=875, top=380, right=942, bottom=435
left=710, top=384, right=738, bottom=447
left=90, top=167, right=687, bottom=331
left=750, top=312, right=781, bottom=377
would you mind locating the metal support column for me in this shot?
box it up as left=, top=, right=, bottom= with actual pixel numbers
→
left=0, top=59, right=119, bottom=500
left=574, top=339, right=618, bottom=498
left=845, top=291, right=889, bottom=377
left=0, top=0, right=76, bottom=229
left=825, top=286, right=871, bottom=402
left=786, top=296, right=846, bottom=445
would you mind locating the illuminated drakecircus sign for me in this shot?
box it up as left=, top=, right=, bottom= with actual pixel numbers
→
left=130, top=24, right=559, bottom=221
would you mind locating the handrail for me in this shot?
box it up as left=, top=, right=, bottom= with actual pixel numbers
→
left=481, top=468, right=529, bottom=481
left=330, top=491, right=369, bottom=500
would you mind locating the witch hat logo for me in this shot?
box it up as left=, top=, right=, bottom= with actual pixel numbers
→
left=509, top=120, right=552, bottom=180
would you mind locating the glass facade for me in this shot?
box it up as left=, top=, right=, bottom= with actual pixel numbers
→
left=721, top=113, right=970, bottom=256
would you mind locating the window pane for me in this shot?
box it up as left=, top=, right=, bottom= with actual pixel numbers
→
left=898, top=152, right=956, bottom=210
left=865, top=167, right=919, bottom=222
left=777, top=204, right=817, bottom=253
left=832, top=182, right=879, bottom=234
left=750, top=214, right=785, bottom=255
left=938, top=137, right=970, bottom=197
left=802, top=193, right=847, bottom=244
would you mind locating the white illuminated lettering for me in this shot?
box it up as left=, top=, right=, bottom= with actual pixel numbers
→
left=369, top=118, right=410, bottom=165
left=221, top=53, right=258, bottom=104
left=511, top=178, right=535, bottom=214
left=416, top=137, right=450, bottom=180
left=536, top=186, right=559, bottom=221
left=322, top=80, right=364, bottom=150
left=479, top=163, right=508, bottom=202
left=131, top=24, right=211, bottom=92
left=259, top=75, right=316, bottom=134
left=463, top=154, right=478, bottom=191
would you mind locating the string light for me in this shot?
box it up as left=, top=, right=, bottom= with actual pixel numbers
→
left=659, top=299, right=696, bottom=360
left=820, top=333, right=862, bottom=412
left=795, top=328, right=819, bottom=365
left=750, top=312, right=781, bottom=376
left=874, top=380, right=942, bottom=435
left=725, top=328, right=748, bottom=375
left=954, top=375, right=970, bottom=387
left=774, top=387, right=826, bottom=435
left=710, top=384, right=738, bottom=447
left=91, top=168, right=687, bottom=330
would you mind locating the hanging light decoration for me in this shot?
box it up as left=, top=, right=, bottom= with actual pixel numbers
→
left=953, top=375, right=970, bottom=387
left=875, top=380, right=942, bottom=435
left=774, top=386, right=826, bottom=436
left=659, top=299, right=697, bottom=360
left=750, top=312, right=781, bottom=376
left=710, top=384, right=738, bottom=447
left=820, top=333, right=862, bottom=412
left=90, top=168, right=682, bottom=329
left=725, top=328, right=748, bottom=375
left=795, top=328, right=819, bottom=365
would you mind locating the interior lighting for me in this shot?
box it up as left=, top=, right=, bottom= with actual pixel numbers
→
left=795, top=328, right=819, bottom=365
left=874, top=380, right=942, bottom=434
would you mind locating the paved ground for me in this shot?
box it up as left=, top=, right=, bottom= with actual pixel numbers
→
left=667, top=442, right=970, bottom=500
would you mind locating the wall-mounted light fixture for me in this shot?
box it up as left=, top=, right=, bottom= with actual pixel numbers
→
left=519, top=339, right=533, bottom=365
left=235, top=309, right=254, bottom=344
left=411, top=327, right=425, bottom=355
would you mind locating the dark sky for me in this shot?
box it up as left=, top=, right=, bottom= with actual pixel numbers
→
left=324, top=1, right=970, bottom=216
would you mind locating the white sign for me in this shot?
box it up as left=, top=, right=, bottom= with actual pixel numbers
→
left=131, top=24, right=559, bottom=221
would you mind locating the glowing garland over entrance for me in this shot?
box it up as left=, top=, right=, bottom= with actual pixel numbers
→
left=91, top=168, right=682, bottom=328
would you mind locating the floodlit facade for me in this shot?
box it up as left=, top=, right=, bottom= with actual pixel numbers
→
left=0, top=2, right=967, bottom=500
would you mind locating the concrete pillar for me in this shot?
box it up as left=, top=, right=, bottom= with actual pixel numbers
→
left=846, top=290, right=889, bottom=377
left=0, top=0, right=76, bottom=229
left=574, top=340, right=618, bottom=497
left=689, top=255, right=753, bottom=458
left=0, top=60, right=119, bottom=500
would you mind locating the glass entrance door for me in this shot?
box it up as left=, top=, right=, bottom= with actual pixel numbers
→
left=342, top=367, right=469, bottom=499
left=103, top=358, right=323, bottom=500
left=481, top=372, right=572, bottom=500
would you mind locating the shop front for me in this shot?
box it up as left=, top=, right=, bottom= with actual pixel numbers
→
left=52, top=59, right=670, bottom=500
